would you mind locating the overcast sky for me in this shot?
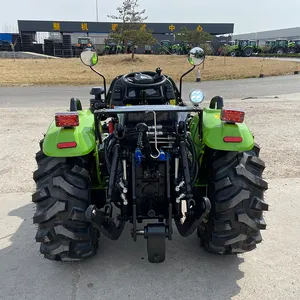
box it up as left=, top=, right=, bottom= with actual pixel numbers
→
left=1, top=0, right=300, bottom=34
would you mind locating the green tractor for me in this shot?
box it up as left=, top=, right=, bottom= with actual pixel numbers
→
left=158, top=40, right=172, bottom=54
left=32, top=46, right=269, bottom=263
left=103, top=39, right=116, bottom=55
left=225, top=39, right=254, bottom=57
left=178, top=41, right=192, bottom=55
left=248, top=40, right=263, bottom=54
left=263, top=39, right=289, bottom=55
left=288, top=40, right=300, bottom=54
left=263, top=40, right=276, bottom=54
left=171, top=42, right=181, bottom=54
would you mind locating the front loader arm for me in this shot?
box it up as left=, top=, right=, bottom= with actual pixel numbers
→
left=42, top=109, right=96, bottom=157
left=190, top=107, right=254, bottom=152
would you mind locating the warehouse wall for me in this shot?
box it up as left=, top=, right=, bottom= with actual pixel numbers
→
left=233, top=27, right=300, bottom=44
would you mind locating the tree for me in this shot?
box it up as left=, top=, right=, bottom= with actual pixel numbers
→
left=107, top=0, right=148, bottom=33
left=110, top=26, right=156, bottom=59
left=107, top=0, right=155, bottom=59
left=176, top=26, right=213, bottom=47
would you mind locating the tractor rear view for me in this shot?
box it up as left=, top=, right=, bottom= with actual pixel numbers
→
left=32, top=46, right=269, bottom=263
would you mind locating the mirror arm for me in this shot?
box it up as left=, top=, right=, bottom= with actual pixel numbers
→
left=90, top=66, right=107, bottom=99
left=179, top=65, right=196, bottom=98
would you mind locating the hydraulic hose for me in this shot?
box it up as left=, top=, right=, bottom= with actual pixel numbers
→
left=187, top=134, right=199, bottom=186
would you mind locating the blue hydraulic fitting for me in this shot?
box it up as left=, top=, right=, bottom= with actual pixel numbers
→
left=159, top=150, right=167, bottom=161
left=134, top=148, right=142, bottom=165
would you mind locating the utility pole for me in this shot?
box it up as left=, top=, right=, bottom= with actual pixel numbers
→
left=96, top=0, right=99, bottom=22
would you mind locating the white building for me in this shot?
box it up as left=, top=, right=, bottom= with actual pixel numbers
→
left=233, top=27, right=300, bottom=44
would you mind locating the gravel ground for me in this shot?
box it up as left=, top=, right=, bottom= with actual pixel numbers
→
left=0, top=93, right=300, bottom=299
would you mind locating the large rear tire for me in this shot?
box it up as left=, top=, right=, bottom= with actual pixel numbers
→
left=32, top=140, right=99, bottom=261
left=198, top=144, right=269, bottom=254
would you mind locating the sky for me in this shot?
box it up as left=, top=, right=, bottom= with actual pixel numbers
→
left=1, top=0, right=300, bottom=34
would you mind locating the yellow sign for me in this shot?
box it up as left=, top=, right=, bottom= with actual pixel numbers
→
left=196, top=25, right=203, bottom=32
left=53, top=22, right=61, bottom=31
left=140, top=24, right=146, bottom=31
left=111, top=23, right=118, bottom=31
left=169, top=24, right=175, bottom=32
left=169, top=99, right=176, bottom=105
left=81, top=23, right=89, bottom=31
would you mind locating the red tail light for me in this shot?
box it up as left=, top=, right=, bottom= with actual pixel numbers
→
left=55, top=112, right=79, bottom=127
left=57, top=141, right=77, bottom=149
left=223, top=136, right=243, bottom=143
left=221, top=109, right=245, bottom=123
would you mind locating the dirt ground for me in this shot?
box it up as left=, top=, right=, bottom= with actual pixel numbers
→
left=0, top=54, right=299, bottom=86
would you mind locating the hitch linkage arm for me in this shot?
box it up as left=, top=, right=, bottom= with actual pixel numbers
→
left=175, top=196, right=211, bottom=237
left=85, top=205, right=125, bottom=240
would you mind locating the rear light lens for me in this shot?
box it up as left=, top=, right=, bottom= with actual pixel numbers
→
left=223, top=136, right=243, bottom=143
left=55, top=112, right=79, bottom=127
left=57, top=141, right=77, bottom=149
left=221, top=109, right=245, bottom=123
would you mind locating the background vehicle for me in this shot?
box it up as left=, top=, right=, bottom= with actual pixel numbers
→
left=158, top=40, right=172, bottom=54
left=288, top=39, right=300, bottom=53
left=263, top=39, right=289, bottom=55
left=0, top=40, right=12, bottom=51
left=248, top=40, right=262, bottom=54
left=32, top=47, right=269, bottom=263
left=76, top=37, right=92, bottom=49
left=144, top=45, right=153, bottom=54
left=225, top=39, right=254, bottom=57
left=104, top=39, right=118, bottom=55
left=178, top=41, right=192, bottom=55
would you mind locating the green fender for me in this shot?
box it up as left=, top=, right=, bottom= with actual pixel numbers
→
left=190, top=107, right=254, bottom=153
left=43, top=109, right=96, bottom=157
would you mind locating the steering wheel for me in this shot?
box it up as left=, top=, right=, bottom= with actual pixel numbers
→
left=121, top=71, right=167, bottom=88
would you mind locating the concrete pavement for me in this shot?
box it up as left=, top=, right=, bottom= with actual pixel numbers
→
left=0, top=177, right=299, bottom=300
left=1, top=74, right=300, bottom=108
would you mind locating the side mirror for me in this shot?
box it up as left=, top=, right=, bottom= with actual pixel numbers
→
left=188, top=47, right=205, bottom=66
left=80, top=48, right=98, bottom=67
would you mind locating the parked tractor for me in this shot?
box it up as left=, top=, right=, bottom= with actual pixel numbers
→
left=178, top=41, right=192, bottom=55
left=224, top=39, right=254, bottom=57
left=158, top=40, right=172, bottom=55
left=248, top=40, right=263, bottom=54
left=144, top=45, right=153, bottom=54
left=32, top=46, right=269, bottom=263
left=288, top=40, right=300, bottom=54
left=263, top=39, right=289, bottom=55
